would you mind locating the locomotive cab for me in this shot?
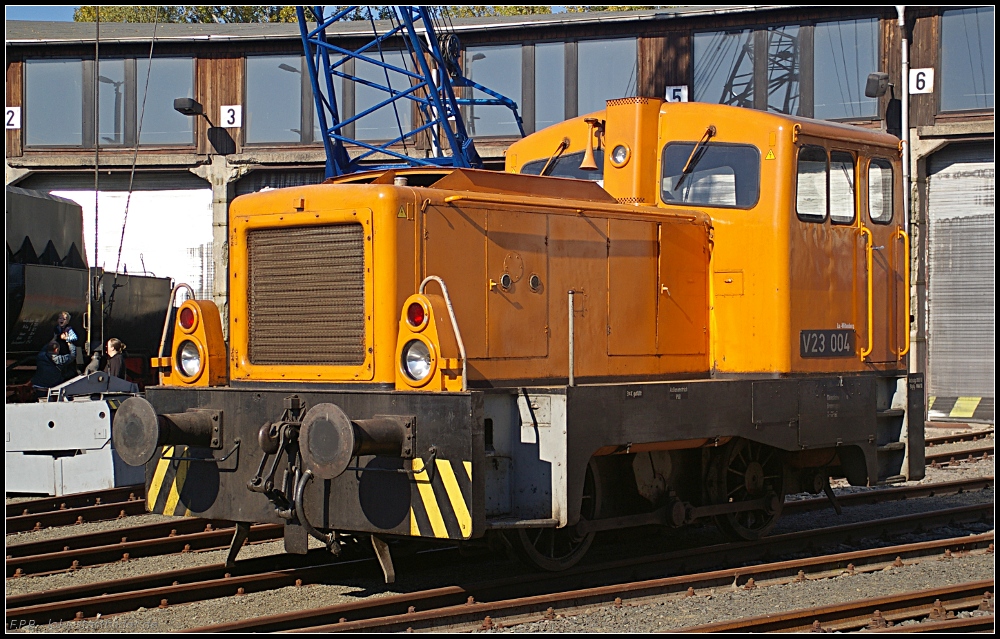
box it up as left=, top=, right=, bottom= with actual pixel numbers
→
left=114, top=99, right=924, bottom=578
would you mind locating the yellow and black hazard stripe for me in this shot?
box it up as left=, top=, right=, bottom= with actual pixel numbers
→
left=147, top=446, right=194, bottom=516
left=409, top=457, right=472, bottom=540
left=928, top=396, right=994, bottom=422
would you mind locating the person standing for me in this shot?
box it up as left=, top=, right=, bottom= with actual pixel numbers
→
left=53, top=311, right=79, bottom=380
left=103, top=338, right=127, bottom=380
left=31, top=340, right=77, bottom=400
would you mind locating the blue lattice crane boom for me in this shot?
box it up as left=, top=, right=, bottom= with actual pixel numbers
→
left=296, top=6, right=525, bottom=178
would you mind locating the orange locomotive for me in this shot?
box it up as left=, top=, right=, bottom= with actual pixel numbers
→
left=113, top=98, right=922, bottom=577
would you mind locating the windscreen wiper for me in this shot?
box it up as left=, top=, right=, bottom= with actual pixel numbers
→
left=674, top=125, right=717, bottom=191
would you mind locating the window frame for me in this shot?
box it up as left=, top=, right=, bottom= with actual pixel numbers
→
left=795, top=144, right=829, bottom=223
left=938, top=6, right=995, bottom=114
left=22, top=55, right=196, bottom=150
left=691, top=15, right=881, bottom=122
left=866, top=156, right=895, bottom=225
left=828, top=149, right=858, bottom=225
left=659, top=140, right=762, bottom=210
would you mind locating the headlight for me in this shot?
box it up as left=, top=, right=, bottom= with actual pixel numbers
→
left=177, top=340, right=201, bottom=377
left=401, top=340, right=432, bottom=381
left=610, top=144, right=630, bottom=167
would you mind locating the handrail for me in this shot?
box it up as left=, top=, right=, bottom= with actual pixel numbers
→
left=896, top=228, right=911, bottom=358
left=419, top=276, right=467, bottom=391
left=859, top=227, right=874, bottom=361
left=157, top=284, right=196, bottom=360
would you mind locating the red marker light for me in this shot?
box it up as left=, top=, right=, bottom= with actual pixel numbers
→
left=406, top=302, right=425, bottom=327
left=179, top=307, right=196, bottom=330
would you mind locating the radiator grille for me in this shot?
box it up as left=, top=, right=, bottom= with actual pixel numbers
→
left=247, top=224, right=365, bottom=365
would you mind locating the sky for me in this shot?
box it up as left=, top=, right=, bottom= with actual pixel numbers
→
left=6, top=5, right=79, bottom=21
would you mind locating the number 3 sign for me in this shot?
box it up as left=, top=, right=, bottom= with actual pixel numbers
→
left=220, top=105, right=242, bottom=128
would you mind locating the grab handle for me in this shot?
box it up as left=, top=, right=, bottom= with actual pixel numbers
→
left=859, top=227, right=874, bottom=361
left=895, top=228, right=911, bottom=357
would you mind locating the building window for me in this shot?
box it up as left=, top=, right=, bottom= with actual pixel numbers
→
left=97, top=59, right=128, bottom=146
left=578, top=38, right=637, bottom=115
left=136, top=57, right=195, bottom=145
left=940, top=7, right=994, bottom=111
left=694, top=18, right=878, bottom=121
left=354, top=49, right=414, bottom=142
left=466, top=44, right=523, bottom=138
left=246, top=55, right=308, bottom=144
left=534, top=42, right=565, bottom=132
left=694, top=29, right=755, bottom=109
left=23, top=56, right=194, bottom=148
left=24, top=59, right=84, bottom=146
left=813, top=18, right=878, bottom=119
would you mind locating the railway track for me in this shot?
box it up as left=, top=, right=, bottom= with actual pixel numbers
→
left=6, top=476, right=991, bottom=579
left=924, top=445, right=994, bottom=468
left=6, top=520, right=284, bottom=577
left=678, top=580, right=994, bottom=632
left=8, top=497, right=990, bottom=630
left=6, top=486, right=146, bottom=533
left=191, top=528, right=995, bottom=633
left=5, top=485, right=143, bottom=518
left=925, top=429, right=993, bottom=447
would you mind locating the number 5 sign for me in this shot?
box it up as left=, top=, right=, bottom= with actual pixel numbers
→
left=220, top=105, right=242, bottom=128
left=909, top=68, right=934, bottom=94
left=665, top=85, right=689, bottom=102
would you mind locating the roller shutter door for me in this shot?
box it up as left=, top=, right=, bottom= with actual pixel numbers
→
left=926, top=142, right=994, bottom=422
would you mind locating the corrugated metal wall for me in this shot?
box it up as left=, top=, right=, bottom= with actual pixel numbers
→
left=926, top=142, right=994, bottom=401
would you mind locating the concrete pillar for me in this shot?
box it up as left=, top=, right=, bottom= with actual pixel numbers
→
left=5, top=164, right=31, bottom=186
left=191, top=155, right=245, bottom=339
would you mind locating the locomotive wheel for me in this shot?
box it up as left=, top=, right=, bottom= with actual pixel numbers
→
left=708, top=439, right=785, bottom=541
left=506, top=459, right=602, bottom=572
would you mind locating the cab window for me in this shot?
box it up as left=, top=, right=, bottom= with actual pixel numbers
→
left=829, top=150, right=856, bottom=224
left=868, top=158, right=894, bottom=223
left=796, top=145, right=827, bottom=221
left=660, top=142, right=760, bottom=208
left=521, top=149, right=605, bottom=181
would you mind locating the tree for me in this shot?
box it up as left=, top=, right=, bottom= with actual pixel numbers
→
left=73, top=5, right=554, bottom=23
left=564, top=6, right=670, bottom=11
left=73, top=6, right=304, bottom=23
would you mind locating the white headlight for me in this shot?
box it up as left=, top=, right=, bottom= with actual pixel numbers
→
left=177, top=340, right=201, bottom=377
left=611, top=144, right=629, bottom=166
left=401, top=340, right=432, bottom=381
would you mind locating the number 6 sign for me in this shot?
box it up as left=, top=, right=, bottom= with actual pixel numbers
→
left=220, top=105, right=242, bottom=128
left=909, top=68, right=934, bottom=94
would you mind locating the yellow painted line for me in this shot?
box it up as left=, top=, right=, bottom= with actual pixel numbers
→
left=411, top=458, right=448, bottom=538
left=164, top=451, right=190, bottom=517
left=462, top=460, right=472, bottom=483
left=436, top=460, right=471, bottom=538
left=148, top=446, right=174, bottom=511
left=409, top=507, right=419, bottom=536
left=950, top=397, right=982, bottom=418
left=927, top=396, right=936, bottom=409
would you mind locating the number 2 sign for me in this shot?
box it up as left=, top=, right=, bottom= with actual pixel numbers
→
left=220, top=105, right=242, bottom=128
left=6, top=106, right=21, bottom=130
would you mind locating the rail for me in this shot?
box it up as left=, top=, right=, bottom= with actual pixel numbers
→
left=896, top=228, right=910, bottom=357
left=859, top=226, right=874, bottom=361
